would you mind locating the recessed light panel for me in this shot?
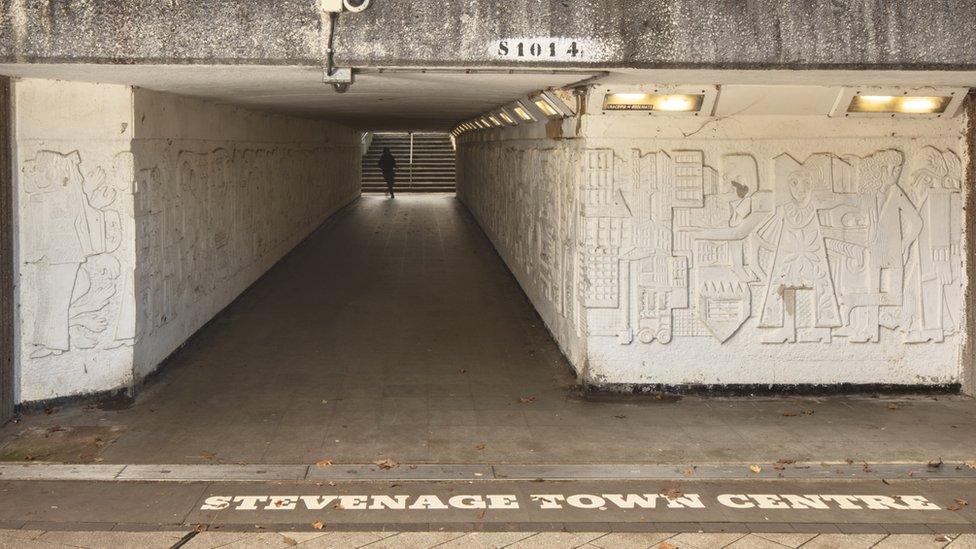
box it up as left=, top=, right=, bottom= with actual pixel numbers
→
left=603, top=93, right=705, bottom=112
left=847, top=95, right=951, bottom=115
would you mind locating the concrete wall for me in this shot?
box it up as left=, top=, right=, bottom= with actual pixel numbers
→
left=1, top=1, right=975, bottom=69
left=458, top=108, right=970, bottom=389
left=457, top=127, right=585, bottom=367
left=130, top=90, right=361, bottom=379
left=13, top=79, right=360, bottom=402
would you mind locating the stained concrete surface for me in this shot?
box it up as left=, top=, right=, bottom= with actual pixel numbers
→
left=0, top=531, right=971, bottom=548
left=0, top=195, right=975, bottom=465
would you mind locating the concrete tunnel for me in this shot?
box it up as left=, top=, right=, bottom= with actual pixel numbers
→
left=0, top=0, right=975, bottom=428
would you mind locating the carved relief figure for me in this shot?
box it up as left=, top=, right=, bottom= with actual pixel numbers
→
left=902, top=147, right=963, bottom=343
left=22, top=150, right=121, bottom=358
left=753, top=155, right=841, bottom=343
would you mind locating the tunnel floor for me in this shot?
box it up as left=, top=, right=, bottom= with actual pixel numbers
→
left=1, top=195, right=976, bottom=466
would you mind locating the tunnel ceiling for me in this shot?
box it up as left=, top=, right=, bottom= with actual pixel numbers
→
left=0, top=64, right=595, bottom=131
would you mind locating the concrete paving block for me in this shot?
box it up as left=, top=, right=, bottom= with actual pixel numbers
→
left=36, top=530, right=187, bottom=549
left=507, top=532, right=607, bottom=548
left=588, top=532, right=676, bottom=548
left=799, top=534, right=887, bottom=549
left=435, top=532, right=539, bottom=548
left=117, top=464, right=309, bottom=481
left=752, top=532, right=818, bottom=547
left=360, top=531, right=469, bottom=548
left=669, top=532, right=749, bottom=548
left=0, top=464, right=124, bottom=481
left=945, top=534, right=976, bottom=548
left=873, top=534, right=951, bottom=548
left=725, top=533, right=793, bottom=549
left=307, top=464, right=492, bottom=481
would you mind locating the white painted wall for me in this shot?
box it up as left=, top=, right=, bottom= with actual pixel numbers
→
left=458, top=111, right=970, bottom=388
left=458, top=127, right=585, bottom=367
left=130, top=89, right=360, bottom=379
left=14, top=80, right=137, bottom=402
left=13, top=79, right=360, bottom=402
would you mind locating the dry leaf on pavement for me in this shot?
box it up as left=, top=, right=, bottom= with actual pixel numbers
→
left=475, top=443, right=486, bottom=450
left=519, top=396, right=536, bottom=404
left=281, top=534, right=298, bottom=546
left=661, top=488, right=683, bottom=501
left=315, top=459, right=333, bottom=468
left=312, top=521, right=324, bottom=530
left=965, top=460, right=976, bottom=469
left=750, top=465, right=762, bottom=474
left=374, top=458, right=398, bottom=470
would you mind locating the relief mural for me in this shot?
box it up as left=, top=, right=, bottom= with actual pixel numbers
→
left=22, top=143, right=358, bottom=359
left=135, top=143, right=356, bottom=344
left=578, top=146, right=963, bottom=346
left=22, top=150, right=134, bottom=359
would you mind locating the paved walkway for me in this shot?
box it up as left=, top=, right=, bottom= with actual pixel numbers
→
left=1, top=195, right=975, bottom=466
left=1, top=530, right=973, bottom=548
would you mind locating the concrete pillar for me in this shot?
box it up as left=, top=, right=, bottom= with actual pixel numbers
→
left=965, top=95, right=976, bottom=397
left=11, top=78, right=361, bottom=404
left=14, top=79, right=137, bottom=402
left=0, top=76, right=12, bottom=421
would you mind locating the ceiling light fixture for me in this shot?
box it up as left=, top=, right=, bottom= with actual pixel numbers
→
left=602, top=92, right=705, bottom=112
left=831, top=87, right=966, bottom=118
left=513, top=102, right=536, bottom=122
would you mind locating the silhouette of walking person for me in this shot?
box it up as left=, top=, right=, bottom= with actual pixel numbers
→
left=378, top=147, right=397, bottom=199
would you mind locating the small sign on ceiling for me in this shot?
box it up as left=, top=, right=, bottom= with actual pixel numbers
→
left=488, top=38, right=609, bottom=62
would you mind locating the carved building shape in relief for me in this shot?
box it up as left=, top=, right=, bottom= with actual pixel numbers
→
left=579, top=146, right=962, bottom=347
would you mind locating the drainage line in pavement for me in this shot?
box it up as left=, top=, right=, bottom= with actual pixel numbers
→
left=170, top=531, right=199, bottom=549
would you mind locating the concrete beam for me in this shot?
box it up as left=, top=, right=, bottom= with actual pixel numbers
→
left=0, top=1, right=974, bottom=69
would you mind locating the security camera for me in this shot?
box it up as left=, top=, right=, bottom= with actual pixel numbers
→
left=343, top=0, right=371, bottom=12
left=318, top=0, right=371, bottom=12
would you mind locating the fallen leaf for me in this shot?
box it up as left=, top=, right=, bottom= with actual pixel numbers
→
left=281, top=535, right=298, bottom=546
left=194, top=524, right=207, bottom=533
left=928, top=458, right=944, bottom=469
left=475, top=443, right=486, bottom=450
left=776, top=459, right=796, bottom=465
left=661, top=488, right=683, bottom=501
left=374, top=458, right=397, bottom=470
left=458, top=369, right=467, bottom=374
left=682, top=467, right=695, bottom=477
left=863, top=462, right=873, bottom=473
left=518, top=396, right=536, bottom=404
left=312, top=521, right=324, bottom=530
left=965, top=460, right=976, bottom=469
left=955, top=498, right=969, bottom=507
left=887, top=404, right=900, bottom=410
left=801, top=410, right=815, bottom=416
left=315, top=459, right=333, bottom=468
left=782, top=411, right=799, bottom=417
left=935, top=535, right=952, bottom=543
left=749, top=465, right=762, bottom=474
left=659, top=541, right=678, bottom=549
left=199, top=451, right=218, bottom=461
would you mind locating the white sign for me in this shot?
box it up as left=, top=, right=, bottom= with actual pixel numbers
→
left=488, top=37, right=608, bottom=62
left=201, top=493, right=942, bottom=512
